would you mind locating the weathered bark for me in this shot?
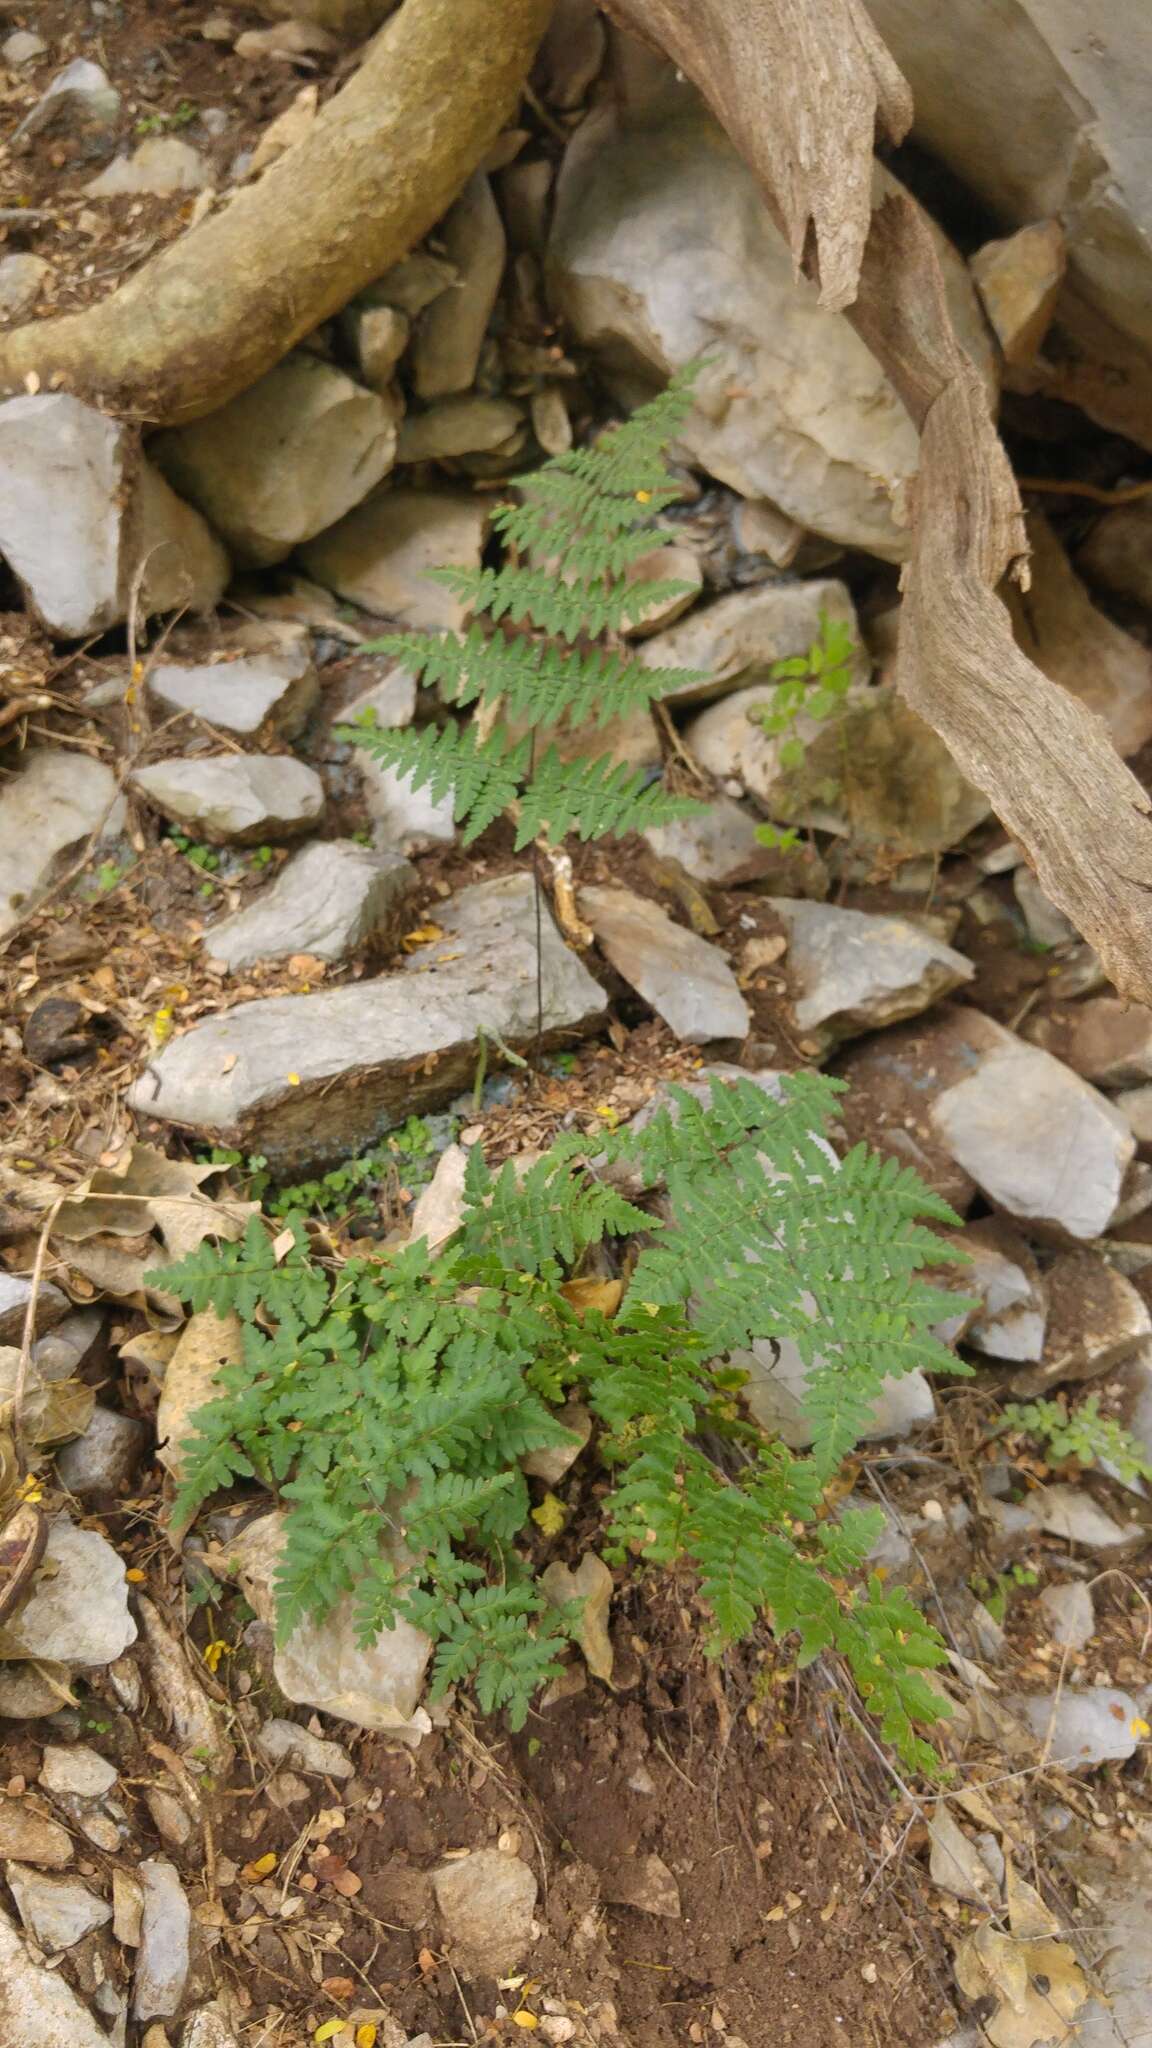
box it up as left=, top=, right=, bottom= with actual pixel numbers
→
left=606, top=0, right=1152, bottom=1004
left=0, top=0, right=551, bottom=425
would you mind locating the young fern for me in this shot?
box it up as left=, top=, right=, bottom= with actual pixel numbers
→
left=336, top=365, right=710, bottom=847
left=154, top=1071, right=968, bottom=1765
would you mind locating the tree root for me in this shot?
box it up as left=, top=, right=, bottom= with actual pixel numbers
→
left=0, top=0, right=552, bottom=425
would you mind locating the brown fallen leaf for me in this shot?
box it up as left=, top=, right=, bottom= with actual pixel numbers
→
left=559, top=1276, right=623, bottom=1319
left=156, top=1308, right=245, bottom=1491
left=52, top=1140, right=255, bottom=1263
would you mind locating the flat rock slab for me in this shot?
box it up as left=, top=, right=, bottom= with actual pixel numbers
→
left=1009, top=1688, right=1143, bottom=1768
left=0, top=748, right=120, bottom=937
left=147, top=646, right=319, bottom=743
left=131, top=754, right=325, bottom=845
left=0, top=1903, right=113, bottom=2047
left=642, top=796, right=785, bottom=887
left=1027, top=995, right=1152, bottom=1088
left=1012, top=1250, right=1151, bottom=1393
left=767, top=897, right=973, bottom=1049
left=637, top=576, right=864, bottom=706
left=959, top=1217, right=1046, bottom=1363
left=6, top=1863, right=112, bottom=1949
left=739, top=1334, right=936, bottom=1448
left=204, top=839, right=415, bottom=970
left=0, top=1518, right=136, bottom=1665
left=581, top=884, right=749, bottom=1043
left=299, top=487, right=488, bottom=631
left=131, top=872, right=606, bottom=1169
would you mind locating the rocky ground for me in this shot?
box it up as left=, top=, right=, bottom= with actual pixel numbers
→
left=2, top=4, right=1152, bottom=2047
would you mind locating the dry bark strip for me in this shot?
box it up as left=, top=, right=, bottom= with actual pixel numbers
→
left=0, top=0, right=552, bottom=424
left=606, top=0, right=1152, bottom=1004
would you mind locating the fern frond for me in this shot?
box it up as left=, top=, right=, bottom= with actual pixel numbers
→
left=514, top=746, right=699, bottom=847
left=429, top=564, right=693, bottom=643
left=359, top=625, right=707, bottom=730
left=339, top=717, right=530, bottom=845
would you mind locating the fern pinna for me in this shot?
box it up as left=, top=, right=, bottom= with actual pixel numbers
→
left=155, top=1071, right=969, bottom=1767
left=335, top=367, right=710, bottom=849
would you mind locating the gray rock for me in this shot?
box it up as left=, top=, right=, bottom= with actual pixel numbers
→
left=342, top=302, right=410, bottom=392
left=0, top=394, right=227, bottom=636
left=298, top=487, right=488, bottom=631
left=0, top=1903, right=112, bottom=2046
left=1013, top=866, right=1078, bottom=948
left=369, top=251, right=458, bottom=318
left=0, top=1274, right=68, bottom=1347
left=0, top=1799, right=72, bottom=1870
left=13, top=57, right=119, bottom=144
left=0, top=252, right=50, bottom=320
left=1027, top=996, right=1152, bottom=1089
left=1114, top=1083, right=1152, bottom=1144
left=148, top=646, right=319, bottom=743
left=642, top=796, right=782, bottom=887
left=1009, top=1687, right=1143, bottom=1768
left=131, top=754, right=325, bottom=845
left=581, top=884, right=747, bottom=1043
left=1078, top=499, right=1152, bottom=612
left=133, top=1859, right=191, bottom=2022
left=146, top=1786, right=194, bottom=1847
left=1032, top=1484, right=1140, bottom=1551
left=338, top=660, right=418, bottom=734
left=620, top=542, right=702, bottom=636
left=54, top=1406, right=149, bottom=1500
left=1005, top=516, right=1152, bottom=757
left=204, top=840, right=414, bottom=970
left=970, top=218, right=1066, bottom=367
left=1013, top=1250, right=1151, bottom=1393
left=131, top=872, right=606, bottom=1169
left=773, top=687, right=991, bottom=857
left=0, top=751, right=119, bottom=938
left=397, top=396, right=524, bottom=462
left=5, top=1864, right=111, bottom=1950
left=739, top=1335, right=935, bottom=1449
left=153, top=354, right=401, bottom=566
left=862, top=0, right=1152, bottom=444
left=412, top=173, right=505, bottom=399
left=1038, top=1581, right=1095, bottom=1651
left=637, top=576, right=864, bottom=706
left=1114, top=1345, right=1152, bottom=1471
left=0, top=1520, right=136, bottom=1665
left=227, top=1512, right=432, bottom=1739
left=257, top=1717, right=355, bottom=1779
left=365, top=762, right=457, bottom=853
left=432, top=1849, right=538, bottom=1978
left=923, top=1009, right=1135, bottom=1241
left=182, top=2001, right=243, bottom=2048
left=0, top=1665, right=70, bottom=1719
left=767, top=897, right=973, bottom=1050
left=960, top=1218, right=1046, bottom=1363
left=2, top=29, right=48, bottom=62
left=86, top=136, right=210, bottom=196
left=33, top=1309, right=105, bottom=1380
left=39, top=1744, right=117, bottom=1800
left=684, top=681, right=844, bottom=817
left=549, top=89, right=993, bottom=560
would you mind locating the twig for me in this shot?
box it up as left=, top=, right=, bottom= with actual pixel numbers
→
left=1017, top=474, right=1152, bottom=506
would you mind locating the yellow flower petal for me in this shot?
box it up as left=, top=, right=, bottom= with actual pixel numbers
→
left=512, top=2013, right=539, bottom=2029
left=356, top=2028, right=378, bottom=2048
left=1132, top=1716, right=1150, bottom=1739
left=287, top=1072, right=301, bottom=1086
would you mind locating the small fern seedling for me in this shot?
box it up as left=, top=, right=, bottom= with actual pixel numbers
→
left=336, top=366, right=710, bottom=850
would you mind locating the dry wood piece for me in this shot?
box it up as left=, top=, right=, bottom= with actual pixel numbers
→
left=605, top=0, right=1152, bottom=1002
left=0, top=0, right=551, bottom=424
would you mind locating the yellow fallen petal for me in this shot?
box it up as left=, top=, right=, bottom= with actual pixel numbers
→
left=356, top=2028, right=378, bottom=2048
left=1132, top=1717, right=1151, bottom=1739
left=287, top=1072, right=301, bottom=1086
left=247, top=1851, right=277, bottom=1877
left=512, top=2013, right=539, bottom=2029
left=314, top=2023, right=345, bottom=2044
left=125, top=1567, right=146, bottom=1584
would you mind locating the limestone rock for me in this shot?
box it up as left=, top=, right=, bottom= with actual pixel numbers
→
left=961, top=1218, right=1047, bottom=1363
left=86, top=136, right=210, bottom=196
left=342, top=302, right=410, bottom=392
left=0, top=252, right=50, bottom=320
left=367, top=250, right=457, bottom=318
left=739, top=1336, right=935, bottom=1449
left=0, top=752, right=118, bottom=937
left=131, top=754, right=325, bottom=845
left=622, top=543, right=702, bottom=635
left=0, top=1665, right=69, bottom=1719
left=397, top=396, right=523, bottom=462
left=1008, top=1688, right=1143, bottom=1768
left=0, top=1903, right=113, bottom=2047
left=131, top=872, right=606, bottom=1170
left=147, top=645, right=319, bottom=743
left=364, top=764, right=457, bottom=853
left=862, top=0, right=1152, bottom=445
left=257, top=1718, right=354, bottom=1779
left=432, top=1849, right=538, bottom=1978
left=13, top=58, right=119, bottom=144
left=548, top=88, right=994, bottom=559
left=970, top=220, right=1066, bottom=367
left=153, top=354, right=401, bottom=566
left=0, top=394, right=225, bottom=636
left=0, top=1274, right=68, bottom=1346
left=1055, top=1833, right=1152, bottom=2047
left=684, top=683, right=835, bottom=815
left=836, top=1007, right=1135, bottom=1240
left=412, top=173, right=505, bottom=399
left=1027, top=996, right=1152, bottom=1088
left=1078, top=499, right=1152, bottom=612
left=6, top=1864, right=111, bottom=1950
left=298, top=487, right=487, bottom=630
left=39, top=1744, right=117, bottom=1801
left=1032, top=1485, right=1140, bottom=1552
left=204, top=840, right=414, bottom=970
left=638, top=576, right=864, bottom=706
left=1014, top=867, right=1078, bottom=948
left=768, top=688, right=991, bottom=855
left=0, top=1520, right=136, bottom=1665
left=1115, top=1083, right=1152, bottom=1144
left=2, top=29, right=47, bottom=62
left=1039, top=1581, right=1095, bottom=1651
left=768, top=897, right=973, bottom=1050
left=0, top=1799, right=72, bottom=1870
left=133, top=1860, right=191, bottom=2022
left=228, top=1512, right=432, bottom=1737
left=1004, top=515, right=1152, bottom=757
left=642, top=796, right=783, bottom=887
left=1012, top=1251, right=1151, bottom=1393
left=581, top=884, right=748, bottom=1042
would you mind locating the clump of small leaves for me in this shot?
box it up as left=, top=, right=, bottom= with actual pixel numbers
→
left=169, top=830, right=220, bottom=874
left=1001, top=1393, right=1152, bottom=1490
left=156, top=1072, right=970, bottom=1766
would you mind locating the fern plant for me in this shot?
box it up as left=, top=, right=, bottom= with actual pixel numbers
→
left=336, top=367, right=710, bottom=850
left=154, top=1071, right=969, bottom=1767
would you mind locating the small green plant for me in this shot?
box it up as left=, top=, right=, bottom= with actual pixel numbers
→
left=750, top=613, right=857, bottom=852
left=95, top=859, right=128, bottom=893
left=248, top=845, right=275, bottom=870
left=206, top=1122, right=441, bottom=1222
left=135, top=99, right=197, bottom=138
left=169, top=830, right=221, bottom=875
left=1001, top=1394, right=1152, bottom=1490
left=156, top=1072, right=969, bottom=1764
left=336, top=367, right=710, bottom=850
left=971, top=1562, right=1039, bottom=1626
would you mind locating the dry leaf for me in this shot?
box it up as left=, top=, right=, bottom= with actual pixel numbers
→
left=0, top=1348, right=95, bottom=1447
left=954, top=1923, right=1087, bottom=2048
left=156, top=1308, right=245, bottom=1489
left=559, top=1276, right=623, bottom=1319
left=52, top=1140, right=254, bottom=1263
left=540, top=1551, right=615, bottom=1684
